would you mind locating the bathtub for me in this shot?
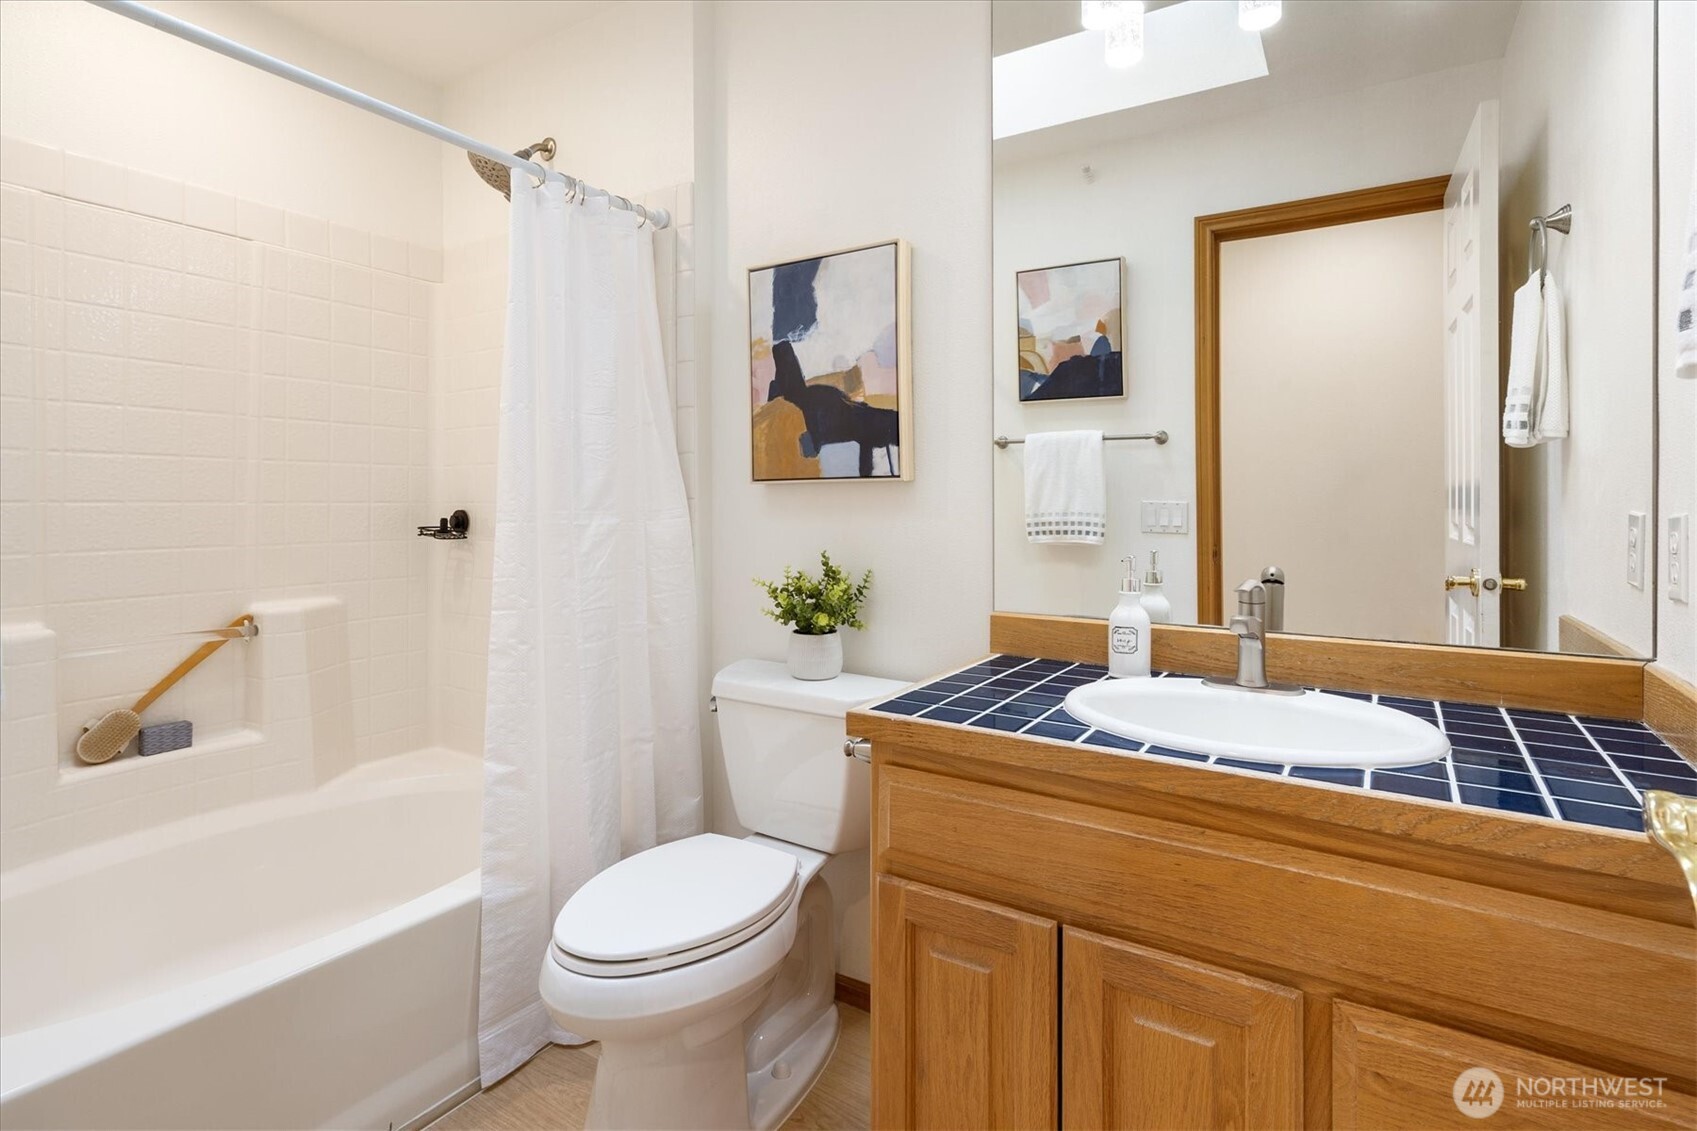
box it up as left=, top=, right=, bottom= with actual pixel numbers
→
left=0, top=750, right=483, bottom=1130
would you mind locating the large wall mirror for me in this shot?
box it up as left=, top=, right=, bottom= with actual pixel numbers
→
left=991, top=0, right=1658, bottom=658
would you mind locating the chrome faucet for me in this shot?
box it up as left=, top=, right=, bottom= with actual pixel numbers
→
left=1204, top=579, right=1302, bottom=695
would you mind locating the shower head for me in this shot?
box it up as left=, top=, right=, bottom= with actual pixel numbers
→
left=468, top=137, right=556, bottom=200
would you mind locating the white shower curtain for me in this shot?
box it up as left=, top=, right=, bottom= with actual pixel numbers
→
left=477, top=175, right=703, bottom=1085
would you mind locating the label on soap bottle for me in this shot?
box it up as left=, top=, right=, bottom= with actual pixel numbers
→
left=1111, top=625, right=1140, bottom=656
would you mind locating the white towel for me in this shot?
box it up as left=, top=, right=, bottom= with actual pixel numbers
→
left=1023, top=430, right=1106, bottom=544
left=1679, top=168, right=1697, bottom=373
left=1502, top=270, right=1567, bottom=447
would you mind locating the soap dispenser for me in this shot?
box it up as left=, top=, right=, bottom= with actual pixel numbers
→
left=1109, top=556, right=1153, bottom=678
left=1140, top=550, right=1172, bottom=625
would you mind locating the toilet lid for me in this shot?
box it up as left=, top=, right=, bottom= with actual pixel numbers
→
left=552, top=834, right=800, bottom=964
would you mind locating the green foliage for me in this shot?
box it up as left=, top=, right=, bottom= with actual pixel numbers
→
left=754, top=551, right=873, bottom=635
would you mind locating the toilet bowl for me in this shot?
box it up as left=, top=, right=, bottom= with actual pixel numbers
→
left=538, top=661, right=907, bottom=1131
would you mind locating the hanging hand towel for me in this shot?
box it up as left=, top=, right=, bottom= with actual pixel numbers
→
left=1502, top=270, right=1567, bottom=447
left=1024, top=430, right=1107, bottom=544
left=1679, top=168, right=1697, bottom=373
left=1531, top=272, right=1567, bottom=442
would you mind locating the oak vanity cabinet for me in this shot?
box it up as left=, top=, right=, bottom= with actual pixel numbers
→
left=867, top=758, right=1697, bottom=1131
left=874, top=875, right=1303, bottom=1131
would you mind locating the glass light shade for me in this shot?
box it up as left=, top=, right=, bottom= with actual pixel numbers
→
left=1239, top=0, right=1282, bottom=32
left=1103, top=7, right=1144, bottom=68
left=1080, top=1, right=1122, bottom=31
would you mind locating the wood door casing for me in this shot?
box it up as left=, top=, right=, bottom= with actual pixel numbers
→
left=1332, top=1001, right=1697, bottom=1130
left=873, top=875, right=1058, bottom=1130
left=1062, top=928, right=1303, bottom=1130
left=1193, top=175, right=1451, bottom=625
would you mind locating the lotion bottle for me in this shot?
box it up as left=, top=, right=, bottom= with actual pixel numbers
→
left=1140, top=550, right=1172, bottom=625
left=1109, top=556, right=1152, bottom=679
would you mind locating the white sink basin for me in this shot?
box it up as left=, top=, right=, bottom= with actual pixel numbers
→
left=1064, top=677, right=1450, bottom=769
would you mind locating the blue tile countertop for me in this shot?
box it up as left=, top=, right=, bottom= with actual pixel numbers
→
left=868, top=655, right=1697, bottom=835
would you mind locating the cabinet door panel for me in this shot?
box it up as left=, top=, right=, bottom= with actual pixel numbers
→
left=874, top=875, right=1057, bottom=1130
left=1063, top=928, right=1302, bottom=1130
left=1333, top=1001, right=1697, bottom=1129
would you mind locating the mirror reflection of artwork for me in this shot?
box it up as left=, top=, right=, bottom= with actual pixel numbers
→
left=1016, top=258, right=1124, bottom=402
left=748, top=240, right=913, bottom=482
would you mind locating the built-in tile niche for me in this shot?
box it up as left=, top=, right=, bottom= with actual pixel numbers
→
left=0, top=136, right=440, bottom=865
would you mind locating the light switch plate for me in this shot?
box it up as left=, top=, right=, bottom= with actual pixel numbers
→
left=1140, top=500, right=1190, bottom=534
left=1671, top=514, right=1690, bottom=604
left=1627, top=512, right=1646, bottom=589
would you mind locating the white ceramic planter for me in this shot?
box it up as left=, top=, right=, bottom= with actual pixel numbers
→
left=786, top=631, right=843, bottom=681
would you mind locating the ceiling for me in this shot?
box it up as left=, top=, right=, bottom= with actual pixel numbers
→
left=254, top=0, right=614, bottom=85
left=993, top=0, right=1523, bottom=164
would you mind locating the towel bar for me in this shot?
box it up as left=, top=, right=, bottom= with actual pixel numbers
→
left=995, top=431, right=1168, bottom=448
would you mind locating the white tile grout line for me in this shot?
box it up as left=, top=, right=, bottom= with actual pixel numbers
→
left=1570, top=717, right=1647, bottom=804
left=1496, top=711, right=1571, bottom=820
left=1432, top=700, right=1462, bottom=804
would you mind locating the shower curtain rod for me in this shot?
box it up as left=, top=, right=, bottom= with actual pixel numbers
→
left=85, top=0, right=672, bottom=229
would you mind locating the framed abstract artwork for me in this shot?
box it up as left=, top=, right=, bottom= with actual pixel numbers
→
left=748, top=239, right=913, bottom=481
left=1016, top=257, right=1124, bottom=402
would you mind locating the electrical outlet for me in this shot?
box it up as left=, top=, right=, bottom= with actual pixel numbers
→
left=1627, top=512, right=1646, bottom=589
left=1140, top=500, right=1190, bottom=534
left=1671, top=514, right=1690, bottom=604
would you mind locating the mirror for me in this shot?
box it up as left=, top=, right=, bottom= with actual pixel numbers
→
left=991, top=0, right=1658, bottom=658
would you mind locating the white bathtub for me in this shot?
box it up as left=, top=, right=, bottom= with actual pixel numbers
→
left=0, top=750, right=483, bottom=1130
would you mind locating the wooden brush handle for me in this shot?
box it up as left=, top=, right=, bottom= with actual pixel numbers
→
left=132, top=614, right=254, bottom=715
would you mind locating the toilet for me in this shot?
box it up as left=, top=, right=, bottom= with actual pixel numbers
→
left=539, top=659, right=907, bottom=1131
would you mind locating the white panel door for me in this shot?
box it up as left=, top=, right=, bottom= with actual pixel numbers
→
left=1443, top=102, right=1502, bottom=646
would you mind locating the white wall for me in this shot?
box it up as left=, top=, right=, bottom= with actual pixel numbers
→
left=0, top=0, right=441, bottom=248
left=1498, top=0, right=1657, bottom=656
left=1657, top=0, right=1696, bottom=685
left=1219, top=213, right=1447, bottom=643
left=700, top=0, right=993, bottom=982
left=992, top=60, right=1502, bottom=622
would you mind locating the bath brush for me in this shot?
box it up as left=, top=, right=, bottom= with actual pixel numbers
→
left=75, top=614, right=255, bottom=764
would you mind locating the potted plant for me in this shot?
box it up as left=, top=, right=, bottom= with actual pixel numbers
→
left=754, top=552, right=873, bottom=681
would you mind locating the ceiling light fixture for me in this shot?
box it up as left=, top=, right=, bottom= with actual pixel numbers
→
left=1238, top=0, right=1281, bottom=32
left=1080, top=1, right=1123, bottom=31
left=1103, top=3, right=1144, bottom=68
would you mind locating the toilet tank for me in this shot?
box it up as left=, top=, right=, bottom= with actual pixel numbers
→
left=711, top=660, right=908, bottom=854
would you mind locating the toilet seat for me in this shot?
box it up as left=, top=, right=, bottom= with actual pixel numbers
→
left=550, top=834, right=800, bottom=978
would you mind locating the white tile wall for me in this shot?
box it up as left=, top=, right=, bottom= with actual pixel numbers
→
left=0, top=137, right=442, bottom=867
left=427, top=183, right=697, bottom=756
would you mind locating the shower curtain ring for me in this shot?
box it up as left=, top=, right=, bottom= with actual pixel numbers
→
left=635, top=203, right=650, bottom=228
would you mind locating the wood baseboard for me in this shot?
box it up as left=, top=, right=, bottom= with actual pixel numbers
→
left=989, top=612, right=1646, bottom=720
left=835, top=974, right=870, bottom=1012
left=1645, top=664, right=1697, bottom=763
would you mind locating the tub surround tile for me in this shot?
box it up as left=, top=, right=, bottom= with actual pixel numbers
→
left=870, top=655, right=1695, bottom=835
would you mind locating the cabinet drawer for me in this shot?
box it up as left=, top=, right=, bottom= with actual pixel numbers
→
left=1333, top=1002, right=1696, bottom=1129
left=875, top=765, right=1695, bottom=1083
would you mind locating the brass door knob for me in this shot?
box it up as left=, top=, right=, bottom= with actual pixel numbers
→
left=1445, top=569, right=1528, bottom=595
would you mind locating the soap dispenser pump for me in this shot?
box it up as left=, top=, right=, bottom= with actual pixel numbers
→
left=1109, top=556, right=1153, bottom=678
left=1140, top=550, right=1172, bottom=625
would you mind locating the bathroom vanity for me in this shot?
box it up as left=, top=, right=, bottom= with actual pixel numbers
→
left=853, top=625, right=1697, bottom=1130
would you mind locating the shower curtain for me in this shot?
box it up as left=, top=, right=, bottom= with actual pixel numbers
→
left=477, top=175, right=703, bottom=1085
